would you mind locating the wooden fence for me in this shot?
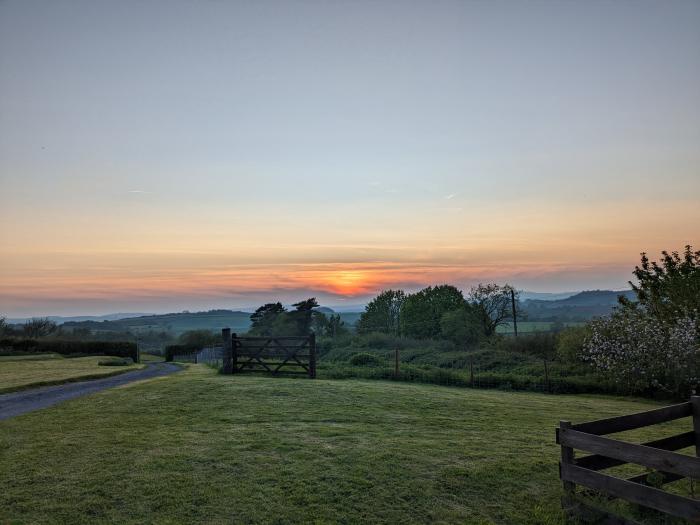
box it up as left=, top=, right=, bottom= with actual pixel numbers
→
left=221, top=329, right=316, bottom=378
left=557, top=397, right=700, bottom=522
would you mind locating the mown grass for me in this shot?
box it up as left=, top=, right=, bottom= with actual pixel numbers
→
left=0, top=365, right=692, bottom=524
left=0, top=355, right=145, bottom=393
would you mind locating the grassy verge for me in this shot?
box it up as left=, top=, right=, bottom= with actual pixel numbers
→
left=0, top=365, right=691, bottom=524
left=0, top=355, right=145, bottom=394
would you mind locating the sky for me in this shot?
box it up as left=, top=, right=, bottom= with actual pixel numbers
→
left=1, top=0, right=699, bottom=316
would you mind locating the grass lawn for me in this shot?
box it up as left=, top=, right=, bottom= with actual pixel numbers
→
left=0, top=365, right=692, bottom=524
left=0, top=355, right=145, bottom=393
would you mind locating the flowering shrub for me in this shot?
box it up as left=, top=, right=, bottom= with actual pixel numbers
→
left=581, top=310, right=699, bottom=397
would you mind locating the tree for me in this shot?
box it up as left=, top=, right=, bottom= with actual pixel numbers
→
left=356, top=290, right=405, bottom=335
left=468, top=283, right=520, bottom=336
left=23, top=317, right=57, bottom=339
left=439, top=308, right=482, bottom=348
left=400, top=285, right=466, bottom=339
left=312, top=312, right=347, bottom=338
left=620, top=245, right=700, bottom=324
left=0, top=317, right=6, bottom=337
left=581, top=246, right=700, bottom=398
left=289, top=298, right=319, bottom=336
left=249, top=302, right=286, bottom=336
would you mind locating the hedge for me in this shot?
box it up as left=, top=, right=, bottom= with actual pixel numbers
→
left=0, top=339, right=139, bottom=362
left=164, top=344, right=200, bottom=362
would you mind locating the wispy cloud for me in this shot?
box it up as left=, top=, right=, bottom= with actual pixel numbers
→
left=128, top=190, right=153, bottom=194
left=444, top=193, right=457, bottom=200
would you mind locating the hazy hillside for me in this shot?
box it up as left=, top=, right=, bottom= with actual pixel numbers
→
left=521, top=289, right=635, bottom=321
left=60, top=308, right=362, bottom=337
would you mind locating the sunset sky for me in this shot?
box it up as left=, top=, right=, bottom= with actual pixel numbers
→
left=1, top=0, right=699, bottom=316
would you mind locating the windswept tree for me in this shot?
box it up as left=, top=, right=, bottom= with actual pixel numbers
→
left=23, top=317, right=58, bottom=339
left=249, top=302, right=286, bottom=336
left=468, top=283, right=520, bottom=336
left=289, top=298, right=319, bottom=336
left=0, top=316, right=6, bottom=337
left=356, top=290, right=405, bottom=335
left=400, top=285, right=466, bottom=339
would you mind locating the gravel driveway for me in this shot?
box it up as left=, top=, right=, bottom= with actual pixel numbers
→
left=0, top=362, right=181, bottom=421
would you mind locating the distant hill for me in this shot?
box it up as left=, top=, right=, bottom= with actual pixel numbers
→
left=7, top=313, right=152, bottom=325
left=521, top=290, right=635, bottom=321
left=59, top=307, right=363, bottom=337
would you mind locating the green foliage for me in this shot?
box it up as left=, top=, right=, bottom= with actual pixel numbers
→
left=0, top=339, right=138, bottom=361
left=555, top=325, right=591, bottom=362
left=249, top=302, right=286, bottom=336
left=178, top=329, right=218, bottom=347
left=621, top=245, right=700, bottom=324
left=312, top=312, right=348, bottom=338
left=348, top=352, right=383, bottom=367
left=500, top=333, right=558, bottom=361
left=439, top=308, right=482, bottom=348
left=356, top=289, right=405, bottom=335
left=401, top=285, right=466, bottom=339
left=164, top=344, right=200, bottom=362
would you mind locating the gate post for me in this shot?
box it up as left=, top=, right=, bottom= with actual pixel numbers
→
left=232, top=333, right=238, bottom=374
left=222, top=328, right=232, bottom=374
left=692, top=396, right=700, bottom=457
left=309, top=332, right=316, bottom=379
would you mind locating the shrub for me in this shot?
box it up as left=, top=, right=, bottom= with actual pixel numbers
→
left=0, top=339, right=138, bottom=362
left=348, top=352, right=384, bottom=367
left=582, top=310, right=699, bottom=398
left=164, top=344, right=200, bottom=362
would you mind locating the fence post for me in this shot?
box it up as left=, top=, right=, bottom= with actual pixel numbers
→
left=309, top=332, right=316, bottom=379
left=232, top=333, right=238, bottom=374
left=222, top=328, right=232, bottom=374
left=559, top=420, right=575, bottom=495
left=394, top=348, right=400, bottom=378
left=692, top=396, right=700, bottom=457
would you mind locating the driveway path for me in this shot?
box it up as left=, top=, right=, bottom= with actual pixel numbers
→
left=0, top=362, right=180, bottom=421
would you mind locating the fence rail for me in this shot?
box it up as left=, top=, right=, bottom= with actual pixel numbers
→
left=557, top=397, right=700, bottom=522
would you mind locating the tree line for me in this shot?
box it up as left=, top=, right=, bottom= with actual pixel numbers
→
left=356, top=283, right=519, bottom=346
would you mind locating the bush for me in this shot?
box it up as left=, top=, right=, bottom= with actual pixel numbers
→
left=98, top=357, right=133, bottom=366
left=348, top=352, right=384, bottom=367
left=164, top=344, right=200, bottom=362
left=0, top=339, right=138, bottom=362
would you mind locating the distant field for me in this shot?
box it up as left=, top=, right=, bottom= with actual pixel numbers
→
left=0, top=365, right=690, bottom=524
left=495, top=321, right=586, bottom=334
left=0, top=355, right=144, bottom=393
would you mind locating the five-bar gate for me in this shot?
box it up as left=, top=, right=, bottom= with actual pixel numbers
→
left=221, top=328, right=316, bottom=379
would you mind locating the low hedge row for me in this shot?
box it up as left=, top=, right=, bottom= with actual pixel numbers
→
left=318, top=363, right=624, bottom=396
left=164, top=344, right=200, bottom=362
left=0, top=339, right=139, bottom=362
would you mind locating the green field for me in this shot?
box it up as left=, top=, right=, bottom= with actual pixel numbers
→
left=0, top=365, right=691, bottom=524
left=0, top=355, right=144, bottom=393
left=495, top=321, right=586, bottom=334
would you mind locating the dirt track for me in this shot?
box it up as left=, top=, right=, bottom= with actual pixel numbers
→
left=0, top=362, right=180, bottom=421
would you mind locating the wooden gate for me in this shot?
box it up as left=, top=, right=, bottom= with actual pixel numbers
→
left=557, top=398, right=700, bottom=522
left=221, top=329, right=316, bottom=378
